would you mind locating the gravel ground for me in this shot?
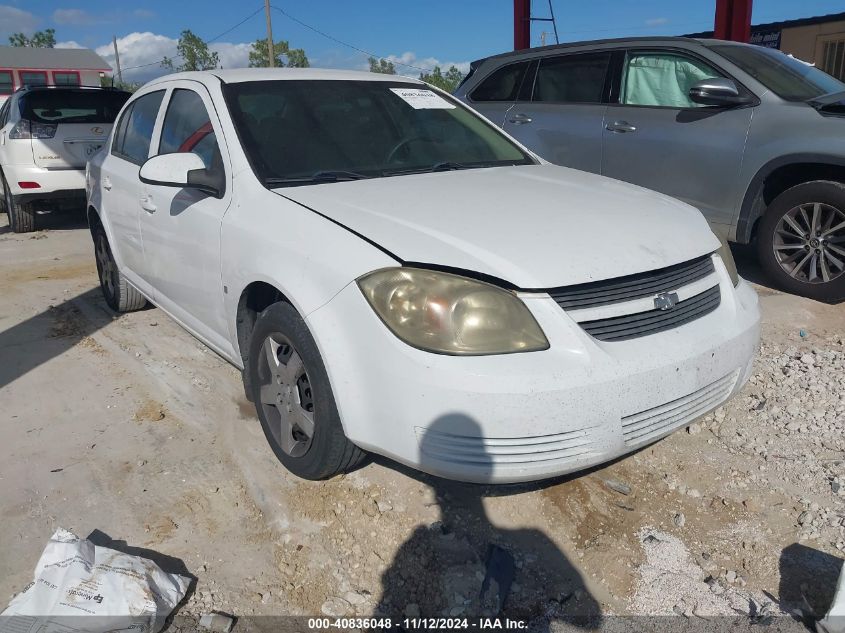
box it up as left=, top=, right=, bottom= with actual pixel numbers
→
left=1, top=216, right=844, bottom=629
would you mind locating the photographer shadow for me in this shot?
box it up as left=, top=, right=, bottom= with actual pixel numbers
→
left=375, top=414, right=602, bottom=629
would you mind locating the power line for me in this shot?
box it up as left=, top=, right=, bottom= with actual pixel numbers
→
left=270, top=4, right=434, bottom=73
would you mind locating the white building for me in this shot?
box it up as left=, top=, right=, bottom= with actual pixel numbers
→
left=0, top=45, right=112, bottom=103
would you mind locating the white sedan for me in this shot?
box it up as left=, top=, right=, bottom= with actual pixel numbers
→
left=86, top=68, right=760, bottom=483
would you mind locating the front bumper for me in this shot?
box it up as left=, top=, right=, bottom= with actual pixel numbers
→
left=306, top=264, right=761, bottom=483
left=4, top=164, right=86, bottom=199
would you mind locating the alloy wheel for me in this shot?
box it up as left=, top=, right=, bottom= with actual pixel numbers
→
left=95, top=233, right=116, bottom=298
left=257, top=333, right=315, bottom=458
left=772, top=202, right=845, bottom=284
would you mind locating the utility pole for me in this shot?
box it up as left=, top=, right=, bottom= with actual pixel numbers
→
left=264, top=0, right=275, bottom=67
left=112, top=35, right=122, bottom=84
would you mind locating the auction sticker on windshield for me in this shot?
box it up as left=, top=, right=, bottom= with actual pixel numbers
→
left=390, top=88, right=455, bottom=109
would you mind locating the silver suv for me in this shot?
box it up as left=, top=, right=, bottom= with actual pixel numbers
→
left=455, top=37, right=845, bottom=301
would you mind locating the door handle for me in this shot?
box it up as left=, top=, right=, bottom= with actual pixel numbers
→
left=139, top=194, right=157, bottom=213
left=606, top=120, right=637, bottom=133
left=508, top=113, right=532, bottom=124
left=102, top=177, right=112, bottom=191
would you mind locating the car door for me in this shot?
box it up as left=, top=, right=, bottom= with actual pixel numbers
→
left=601, top=49, right=753, bottom=229
left=464, top=59, right=534, bottom=127
left=138, top=82, right=232, bottom=353
left=502, top=51, right=611, bottom=173
left=99, top=89, right=165, bottom=293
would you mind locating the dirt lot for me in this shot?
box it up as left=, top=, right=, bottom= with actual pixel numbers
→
left=1, top=212, right=843, bottom=628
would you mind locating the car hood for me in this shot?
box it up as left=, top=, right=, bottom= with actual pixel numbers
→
left=274, top=164, right=720, bottom=288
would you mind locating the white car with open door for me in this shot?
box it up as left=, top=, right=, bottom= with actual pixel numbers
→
left=87, top=69, right=761, bottom=483
left=0, top=86, right=130, bottom=232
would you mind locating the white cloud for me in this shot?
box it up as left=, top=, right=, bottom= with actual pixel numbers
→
left=55, top=40, right=86, bottom=49
left=211, top=42, right=251, bottom=70
left=366, top=51, right=471, bottom=78
left=92, top=32, right=252, bottom=83
left=645, top=17, right=670, bottom=26
left=0, top=5, right=40, bottom=37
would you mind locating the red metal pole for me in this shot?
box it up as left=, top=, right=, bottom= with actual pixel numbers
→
left=714, top=0, right=753, bottom=42
left=714, top=0, right=730, bottom=40
left=514, top=0, right=531, bottom=50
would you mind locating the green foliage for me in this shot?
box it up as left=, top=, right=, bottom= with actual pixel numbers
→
left=161, top=29, right=219, bottom=72
left=368, top=57, right=396, bottom=75
left=419, top=65, right=465, bottom=93
left=99, top=75, right=141, bottom=92
left=9, top=29, right=56, bottom=48
left=248, top=38, right=309, bottom=68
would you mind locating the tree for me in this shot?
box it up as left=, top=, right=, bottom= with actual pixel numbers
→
left=368, top=57, right=396, bottom=75
left=419, top=65, right=465, bottom=93
left=9, top=29, right=56, bottom=48
left=248, top=38, right=309, bottom=68
left=161, top=30, right=219, bottom=72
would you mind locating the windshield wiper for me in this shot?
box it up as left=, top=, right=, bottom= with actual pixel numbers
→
left=383, top=161, right=471, bottom=176
left=265, top=170, right=372, bottom=187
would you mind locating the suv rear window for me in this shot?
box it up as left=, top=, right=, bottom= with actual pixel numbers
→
left=19, top=90, right=131, bottom=124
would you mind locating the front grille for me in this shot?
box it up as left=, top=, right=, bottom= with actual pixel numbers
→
left=579, top=284, right=721, bottom=342
left=550, top=255, right=715, bottom=310
left=416, top=426, right=595, bottom=466
left=622, top=371, right=738, bottom=446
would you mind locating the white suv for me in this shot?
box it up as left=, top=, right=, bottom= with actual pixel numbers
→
left=0, top=86, right=130, bottom=232
left=87, top=69, right=760, bottom=483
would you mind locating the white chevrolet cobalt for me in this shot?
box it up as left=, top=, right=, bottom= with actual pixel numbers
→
left=87, top=69, right=761, bottom=483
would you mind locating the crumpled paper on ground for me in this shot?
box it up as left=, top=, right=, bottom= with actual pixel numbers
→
left=0, top=528, right=190, bottom=633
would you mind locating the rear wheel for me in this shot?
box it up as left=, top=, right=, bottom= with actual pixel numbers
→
left=248, top=302, right=365, bottom=480
left=3, top=173, right=35, bottom=233
left=757, top=181, right=845, bottom=302
left=92, top=223, right=147, bottom=312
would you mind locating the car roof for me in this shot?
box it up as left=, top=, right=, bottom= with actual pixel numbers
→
left=473, top=35, right=728, bottom=65
left=145, top=67, right=426, bottom=87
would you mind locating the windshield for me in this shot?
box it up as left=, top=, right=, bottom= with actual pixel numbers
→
left=223, top=80, right=533, bottom=186
left=20, top=89, right=131, bottom=124
left=712, top=44, right=845, bottom=101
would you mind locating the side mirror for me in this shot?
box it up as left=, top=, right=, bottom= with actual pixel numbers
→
left=689, top=77, right=751, bottom=106
left=139, top=153, right=223, bottom=198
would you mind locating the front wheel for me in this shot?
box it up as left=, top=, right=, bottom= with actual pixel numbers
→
left=757, top=180, right=845, bottom=302
left=248, top=302, right=365, bottom=480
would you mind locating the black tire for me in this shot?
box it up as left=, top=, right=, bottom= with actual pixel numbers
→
left=757, top=180, right=845, bottom=302
left=92, top=223, right=147, bottom=312
left=0, top=170, right=8, bottom=215
left=3, top=172, right=35, bottom=232
left=248, top=301, right=365, bottom=480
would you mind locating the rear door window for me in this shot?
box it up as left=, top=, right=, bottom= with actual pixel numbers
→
left=115, top=90, right=165, bottom=165
left=158, top=89, right=220, bottom=170
left=533, top=52, right=612, bottom=103
left=471, top=61, right=532, bottom=102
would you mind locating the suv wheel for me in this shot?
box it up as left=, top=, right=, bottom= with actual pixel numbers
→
left=2, top=173, right=35, bottom=233
left=758, top=180, right=845, bottom=302
left=248, top=301, right=365, bottom=480
left=92, top=224, right=147, bottom=312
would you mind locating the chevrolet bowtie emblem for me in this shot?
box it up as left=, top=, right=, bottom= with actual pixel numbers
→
left=654, top=292, right=680, bottom=310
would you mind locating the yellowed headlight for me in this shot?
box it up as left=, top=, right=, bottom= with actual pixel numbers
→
left=357, top=268, right=549, bottom=355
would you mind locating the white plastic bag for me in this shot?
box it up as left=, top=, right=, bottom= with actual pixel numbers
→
left=0, top=528, right=190, bottom=633
left=818, top=562, right=845, bottom=633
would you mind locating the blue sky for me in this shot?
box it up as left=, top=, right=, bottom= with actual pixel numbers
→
left=2, top=0, right=844, bottom=81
